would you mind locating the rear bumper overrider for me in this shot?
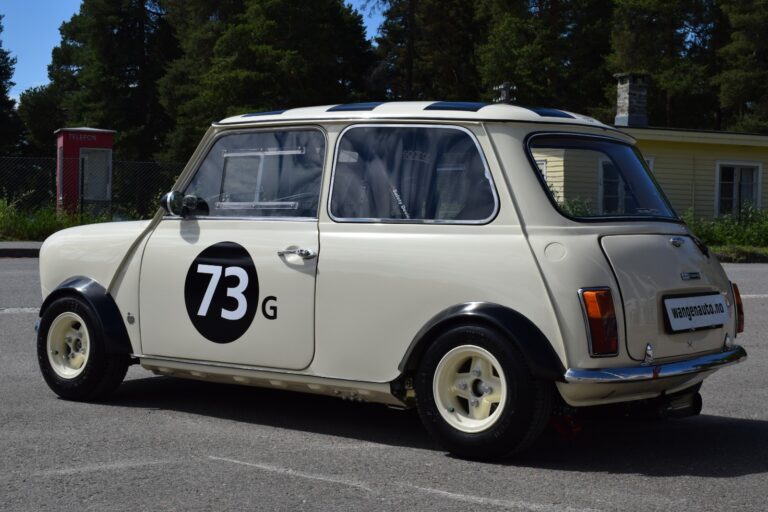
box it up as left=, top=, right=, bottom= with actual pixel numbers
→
left=564, top=345, right=747, bottom=384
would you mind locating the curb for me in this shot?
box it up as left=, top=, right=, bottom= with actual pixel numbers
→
left=0, top=247, right=40, bottom=258
left=0, top=242, right=43, bottom=258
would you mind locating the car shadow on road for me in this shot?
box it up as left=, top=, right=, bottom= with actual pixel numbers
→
left=110, top=374, right=768, bottom=477
left=111, top=374, right=432, bottom=449
left=515, top=414, right=768, bottom=477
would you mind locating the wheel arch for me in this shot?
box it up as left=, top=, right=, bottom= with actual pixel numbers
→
left=40, top=276, right=133, bottom=355
left=398, top=302, right=565, bottom=382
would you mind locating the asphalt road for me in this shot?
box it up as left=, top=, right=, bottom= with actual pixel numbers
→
left=1, top=258, right=766, bottom=511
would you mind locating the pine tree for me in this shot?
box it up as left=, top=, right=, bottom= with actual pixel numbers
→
left=159, top=0, right=374, bottom=160
left=47, top=0, right=179, bottom=160
left=205, top=0, right=373, bottom=112
left=374, top=0, right=483, bottom=100
left=0, top=15, right=22, bottom=155
left=156, top=0, right=247, bottom=161
left=17, top=85, right=66, bottom=156
left=477, top=0, right=614, bottom=118
left=608, top=0, right=723, bottom=128
left=717, top=0, right=768, bottom=133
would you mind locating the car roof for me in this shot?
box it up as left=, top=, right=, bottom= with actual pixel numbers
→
left=215, top=101, right=609, bottom=129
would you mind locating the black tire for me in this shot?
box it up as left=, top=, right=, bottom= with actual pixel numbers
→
left=37, top=296, right=129, bottom=401
left=415, top=324, right=552, bottom=460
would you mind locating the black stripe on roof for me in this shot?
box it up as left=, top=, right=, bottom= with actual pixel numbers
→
left=525, top=107, right=575, bottom=119
left=327, top=102, right=386, bottom=112
left=424, top=101, right=488, bottom=112
left=242, top=109, right=287, bottom=117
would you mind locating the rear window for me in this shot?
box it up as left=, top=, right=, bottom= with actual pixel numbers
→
left=529, top=135, right=677, bottom=220
left=330, top=125, right=497, bottom=223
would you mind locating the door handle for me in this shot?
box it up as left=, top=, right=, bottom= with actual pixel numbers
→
left=277, top=247, right=317, bottom=260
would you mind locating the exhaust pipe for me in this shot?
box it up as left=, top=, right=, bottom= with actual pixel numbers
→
left=660, top=392, right=702, bottom=419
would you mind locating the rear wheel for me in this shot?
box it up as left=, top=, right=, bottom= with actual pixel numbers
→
left=415, top=325, right=552, bottom=460
left=37, top=296, right=129, bottom=401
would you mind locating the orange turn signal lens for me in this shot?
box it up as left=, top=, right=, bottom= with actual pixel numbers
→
left=580, top=288, right=619, bottom=356
left=732, top=282, right=745, bottom=334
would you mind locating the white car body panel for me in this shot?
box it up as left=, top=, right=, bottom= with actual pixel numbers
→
left=139, top=219, right=318, bottom=370
left=314, top=222, right=561, bottom=382
left=39, top=221, right=151, bottom=299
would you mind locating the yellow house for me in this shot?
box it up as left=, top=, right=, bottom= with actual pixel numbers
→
left=529, top=127, right=768, bottom=219
left=623, top=127, right=768, bottom=218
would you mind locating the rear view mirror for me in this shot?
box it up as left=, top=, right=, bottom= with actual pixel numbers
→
left=160, top=191, right=184, bottom=216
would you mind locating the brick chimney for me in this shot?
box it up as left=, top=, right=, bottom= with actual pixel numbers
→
left=614, top=73, right=648, bottom=127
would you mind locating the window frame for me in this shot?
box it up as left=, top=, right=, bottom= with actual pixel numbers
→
left=524, top=131, right=681, bottom=224
left=644, top=157, right=655, bottom=172
left=597, top=156, right=626, bottom=215
left=714, top=160, right=762, bottom=217
left=327, top=123, right=500, bottom=225
left=169, top=126, right=327, bottom=222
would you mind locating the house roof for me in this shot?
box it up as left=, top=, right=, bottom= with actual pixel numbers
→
left=216, top=101, right=610, bottom=130
left=621, top=126, right=768, bottom=148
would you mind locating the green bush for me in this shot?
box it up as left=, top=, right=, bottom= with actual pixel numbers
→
left=683, top=206, right=768, bottom=247
left=0, top=198, right=108, bottom=241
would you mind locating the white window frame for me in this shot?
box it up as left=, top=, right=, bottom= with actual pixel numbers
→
left=644, top=157, right=654, bottom=173
left=597, top=156, right=625, bottom=215
left=714, top=160, right=762, bottom=217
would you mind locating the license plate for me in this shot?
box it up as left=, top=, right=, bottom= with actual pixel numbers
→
left=664, top=294, right=729, bottom=332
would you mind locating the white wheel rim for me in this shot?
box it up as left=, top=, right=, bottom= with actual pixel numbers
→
left=433, top=345, right=507, bottom=433
left=46, top=312, right=91, bottom=379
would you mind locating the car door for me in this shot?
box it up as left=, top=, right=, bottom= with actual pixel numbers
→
left=139, top=127, right=325, bottom=370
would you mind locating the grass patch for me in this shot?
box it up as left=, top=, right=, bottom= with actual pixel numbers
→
left=711, top=245, right=768, bottom=263
left=0, top=198, right=107, bottom=241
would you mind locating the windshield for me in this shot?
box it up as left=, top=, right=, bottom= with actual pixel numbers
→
left=529, top=135, right=677, bottom=220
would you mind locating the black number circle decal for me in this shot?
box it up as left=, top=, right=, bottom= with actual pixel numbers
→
left=184, top=242, right=259, bottom=344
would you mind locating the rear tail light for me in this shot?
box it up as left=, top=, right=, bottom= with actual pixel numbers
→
left=579, top=288, right=619, bottom=356
left=732, top=282, right=745, bottom=334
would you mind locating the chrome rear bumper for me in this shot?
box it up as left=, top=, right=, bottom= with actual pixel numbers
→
left=564, top=345, right=747, bottom=384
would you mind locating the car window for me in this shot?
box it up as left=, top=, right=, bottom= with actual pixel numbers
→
left=330, top=125, right=497, bottom=223
left=184, top=129, right=325, bottom=218
left=529, top=135, right=676, bottom=220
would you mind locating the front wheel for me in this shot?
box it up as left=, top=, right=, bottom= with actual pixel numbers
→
left=415, top=325, right=552, bottom=460
left=37, top=296, right=129, bottom=401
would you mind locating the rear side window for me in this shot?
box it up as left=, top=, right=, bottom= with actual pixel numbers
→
left=184, top=129, right=325, bottom=218
left=330, top=125, right=497, bottom=223
left=529, top=135, right=676, bottom=220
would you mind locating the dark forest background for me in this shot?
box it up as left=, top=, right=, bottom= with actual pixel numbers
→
left=1, top=0, right=767, bottom=162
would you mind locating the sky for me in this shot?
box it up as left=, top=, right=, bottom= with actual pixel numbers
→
left=1, top=0, right=384, bottom=104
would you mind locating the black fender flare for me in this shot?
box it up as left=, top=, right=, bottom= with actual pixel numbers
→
left=398, top=302, right=566, bottom=382
left=39, top=276, right=133, bottom=355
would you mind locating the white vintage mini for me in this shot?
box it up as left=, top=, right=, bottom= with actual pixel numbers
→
left=37, top=101, right=747, bottom=459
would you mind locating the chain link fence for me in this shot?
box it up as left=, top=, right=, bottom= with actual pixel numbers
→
left=0, top=156, right=185, bottom=220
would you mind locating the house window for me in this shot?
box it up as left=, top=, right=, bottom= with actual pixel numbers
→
left=599, top=160, right=625, bottom=214
left=717, top=163, right=761, bottom=216
left=645, top=157, right=654, bottom=173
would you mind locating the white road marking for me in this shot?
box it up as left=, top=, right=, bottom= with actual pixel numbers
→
left=208, top=456, right=601, bottom=511
left=207, top=456, right=374, bottom=493
left=402, top=484, right=602, bottom=512
left=33, top=459, right=175, bottom=476
left=741, top=294, right=768, bottom=299
left=0, top=307, right=39, bottom=314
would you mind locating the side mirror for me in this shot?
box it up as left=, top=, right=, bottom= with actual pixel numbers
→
left=160, top=191, right=184, bottom=216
